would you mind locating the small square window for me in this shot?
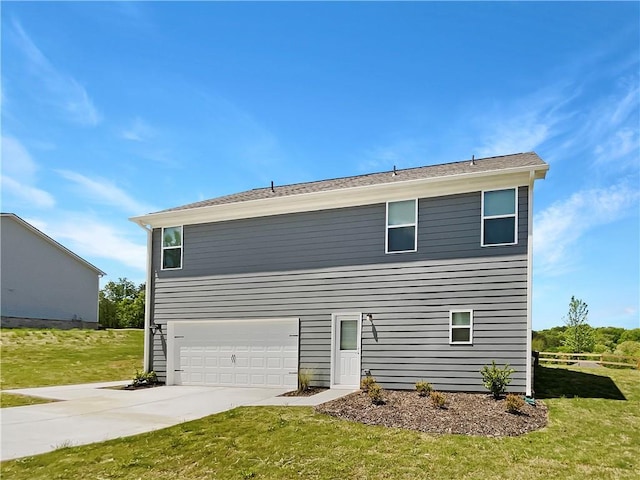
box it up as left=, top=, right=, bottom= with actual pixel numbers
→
left=386, top=200, right=417, bottom=253
left=162, top=226, right=183, bottom=270
left=340, top=320, right=358, bottom=350
left=450, top=310, right=473, bottom=345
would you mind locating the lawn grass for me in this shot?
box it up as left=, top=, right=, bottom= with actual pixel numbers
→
left=0, top=392, right=56, bottom=408
left=2, top=365, right=638, bottom=479
left=0, top=328, right=143, bottom=407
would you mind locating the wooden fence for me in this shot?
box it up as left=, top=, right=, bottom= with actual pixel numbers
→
left=537, top=351, right=640, bottom=369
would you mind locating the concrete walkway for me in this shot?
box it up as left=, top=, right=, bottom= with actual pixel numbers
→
left=1, top=382, right=356, bottom=461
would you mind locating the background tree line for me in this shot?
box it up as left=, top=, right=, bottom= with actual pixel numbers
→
left=533, top=296, right=640, bottom=357
left=99, top=278, right=145, bottom=329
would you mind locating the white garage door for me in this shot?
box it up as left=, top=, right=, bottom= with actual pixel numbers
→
left=166, top=318, right=299, bottom=388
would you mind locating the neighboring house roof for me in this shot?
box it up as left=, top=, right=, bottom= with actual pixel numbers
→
left=131, top=152, right=548, bottom=228
left=0, top=213, right=106, bottom=276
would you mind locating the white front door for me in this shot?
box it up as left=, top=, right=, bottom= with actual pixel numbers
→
left=332, top=312, right=362, bottom=388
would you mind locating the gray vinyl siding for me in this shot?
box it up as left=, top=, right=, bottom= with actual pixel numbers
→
left=150, top=189, right=529, bottom=392
left=0, top=216, right=100, bottom=323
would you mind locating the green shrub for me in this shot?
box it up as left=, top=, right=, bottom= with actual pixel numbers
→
left=505, top=393, right=525, bottom=414
left=415, top=380, right=433, bottom=397
left=132, top=370, right=158, bottom=387
left=298, top=369, right=313, bottom=392
left=531, top=337, right=545, bottom=352
left=368, top=383, right=385, bottom=405
left=480, top=360, right=515, bottom=399
left=614, top=340, right=640, bottom=358
left=430, top=391, right=446, bottom=408
left=602, top=353, right=639, bottom=369
left=360, top=375, right=377, bottom=392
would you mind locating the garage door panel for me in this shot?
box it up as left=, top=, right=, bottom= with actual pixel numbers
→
left=235, top=373, right=249, bottom=385
left=205, top=357, right=218, bottom=367
left=168, top=319, right=299, bottom=388
left=235, top=356, right=249, bottom=368
left=266, top=357, right=282, bottom=369
left=251, top=357, right=265, bottom=368
left=283, top=357, right=298, bottom=369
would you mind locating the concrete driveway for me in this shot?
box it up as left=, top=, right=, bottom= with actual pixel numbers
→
left=1, top=382, right=353, bottom=461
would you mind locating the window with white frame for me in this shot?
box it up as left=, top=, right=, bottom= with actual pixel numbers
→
left=162, top=226, right=183, bottom=270
left=482, top=188, right=517, bottom=246
left=449, top=310, right=473, bottom=344
left=386, top=199, right=417, bottom=253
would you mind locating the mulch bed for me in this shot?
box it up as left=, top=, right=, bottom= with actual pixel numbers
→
left=280, top=387, right=328, bottom=397
left=102, top=383, right=163, bottom=391
left=314, top=390, right=548, bottom=437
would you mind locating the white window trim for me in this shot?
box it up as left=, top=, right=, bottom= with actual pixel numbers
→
left=481, top=187, right=518, bottom=247
left=385, top=199, right=418, bottom=254
left=161, top=225, right=183, bottom=271
left=449, top=309, right=473, bottom=345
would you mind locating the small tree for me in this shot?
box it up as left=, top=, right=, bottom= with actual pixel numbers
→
left=480, top=361, right=515, bottom=399
left=562, top=296, right=595, bottom=353
left=99, top=278, right=146, bottom=328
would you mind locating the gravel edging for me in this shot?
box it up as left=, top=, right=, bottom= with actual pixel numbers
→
left=314, top=390, right=548, bottom=437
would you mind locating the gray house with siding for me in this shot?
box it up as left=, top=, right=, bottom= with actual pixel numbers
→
left=131, top=152, right=548, bottom=396
left=1, top=213, right=105, bottom=328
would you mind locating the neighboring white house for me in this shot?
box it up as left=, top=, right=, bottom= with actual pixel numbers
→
left=0, top=213, right=105, bottom=328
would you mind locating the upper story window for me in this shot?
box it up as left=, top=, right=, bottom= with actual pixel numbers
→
left=482, top=188, right=517, bottom=246
left=449, top=310, right=473, bottom=344
left=162, top=226, right=183, bottom=270
left=386, top=199, right=417, bottom=253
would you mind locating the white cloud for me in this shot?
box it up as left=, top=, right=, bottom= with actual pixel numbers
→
left=473, top=86, right=578, bottom=159
left=57, top=170, right=156, bottom=214
left=1, top=176, right=55, bottom=209
left=1, top=135, right=38, bottom=179
left=471, top=67, right=637, bottom=170
left=589, top=80, right=640, bottom=168
left=12, top=20, right=101, bottom=126
left=477, top=122, right=550, bottom=159
left=594, top=127, right=640, bottom=165
left=534, top=183, right=640, bottom=275
left=609, top=81, right=639, bottom=126
left=121, top=117, right=155, bottom=142
left=31, top=216, right=146, bottom=272
left=1, top=135, right=55, bottom=208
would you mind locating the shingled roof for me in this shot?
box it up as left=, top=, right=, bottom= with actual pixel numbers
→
left=155, top=152, right=545, bottom=214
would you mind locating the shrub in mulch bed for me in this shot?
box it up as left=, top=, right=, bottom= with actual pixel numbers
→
left=314, top=390, right=548, bottom=437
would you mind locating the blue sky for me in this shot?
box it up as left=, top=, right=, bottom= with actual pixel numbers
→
left=1, top=2, right=638, bottom=330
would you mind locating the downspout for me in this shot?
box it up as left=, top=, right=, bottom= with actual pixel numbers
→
left=96, top=272, right=105, bottom=327
left=134, top=221, right=154, bottom=373
left=525, top=171, right=535, bottom=398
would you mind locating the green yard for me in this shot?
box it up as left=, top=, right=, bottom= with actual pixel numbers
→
left=2, top=365, right=638, bottom=479
left=0, top=328, right=143, bottom=407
